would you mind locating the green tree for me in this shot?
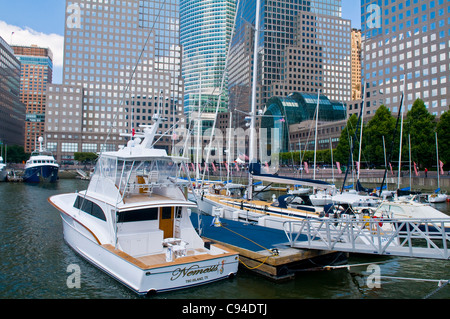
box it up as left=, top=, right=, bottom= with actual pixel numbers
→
left=405, top=99, right=436, bottom=169
left=2, top=145, right=29, bottom=163
left=436, top=107, right=450, bottom=167
left=363, top=105, right=396, bottom=166
left=74, top=152, right=98, bottom=164
left=335, top=114, right=359, bottom=165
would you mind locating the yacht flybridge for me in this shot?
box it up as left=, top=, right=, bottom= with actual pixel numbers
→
left=49, top=115, right=238, bottom=295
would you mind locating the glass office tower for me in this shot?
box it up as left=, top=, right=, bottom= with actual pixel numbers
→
left=0, top=36, right=25, bottom=147
left=361, top=0, right=450, bottom=116
left=45, top=0, right=184, bottom=162
left=180, top=0, right=236, bottom=127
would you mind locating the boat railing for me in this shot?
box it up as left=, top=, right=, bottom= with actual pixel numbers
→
left=118, top=173, right=189, bottom=200
left=283, top=216, right=450, bottom=260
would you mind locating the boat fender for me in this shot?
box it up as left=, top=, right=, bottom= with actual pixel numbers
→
left=373, top=216, right=383, bottom=227
left=363, top=215, right=370, bottom=228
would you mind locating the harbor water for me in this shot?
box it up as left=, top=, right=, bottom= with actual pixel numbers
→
left=1, top=179, right=449, bottom=299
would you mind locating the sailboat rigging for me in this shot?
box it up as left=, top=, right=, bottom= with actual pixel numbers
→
left=340, top=84, right=365, bottom=194
left=378, top=90, right=404, bottom=196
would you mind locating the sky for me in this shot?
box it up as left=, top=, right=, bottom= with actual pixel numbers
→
left=0, top=0, right=362, bottom=85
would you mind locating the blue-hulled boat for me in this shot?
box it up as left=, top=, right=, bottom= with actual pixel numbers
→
left=23, top=137, right=59, bottom=183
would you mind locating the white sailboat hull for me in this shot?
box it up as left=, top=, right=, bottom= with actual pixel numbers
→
left=60, top=211, right=238, bottom=295
left=428, top=193, right=448, bottom=203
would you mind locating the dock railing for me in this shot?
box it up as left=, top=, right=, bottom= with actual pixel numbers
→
left=283, top=216, right=450, bottom=260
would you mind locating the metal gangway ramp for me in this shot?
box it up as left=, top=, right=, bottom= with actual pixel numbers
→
left=283, top=217, right=450, bottom=260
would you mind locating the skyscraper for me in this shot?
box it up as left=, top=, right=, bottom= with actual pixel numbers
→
left=179, top=0, right=236, bottom=163
left=12, top=45, right=53, bottom=153
left=0, top=36, right=25, bottom=147
left=228, top=0, right=351, bottom=130
left=45, top=0, right=184, bottom=162
left=180, top=0, right=236, bottom=116
left=351, top=29, right=362, bottom=100
left=361, top=0, right=450, bottom=116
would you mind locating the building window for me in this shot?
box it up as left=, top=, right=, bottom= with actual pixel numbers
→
left=47, top=142, right=57, bottom=152
left=82, top=143, right=97, bottom=152
left=61, top=143, right=78, bottom=153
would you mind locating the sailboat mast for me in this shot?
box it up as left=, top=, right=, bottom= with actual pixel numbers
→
left=196, top=73, right=202, bottom=183
left=248, top=0, right=261, bottom=201
left=313, top=90, right=320, bottom=180
left=330, top=137, right=334, bottom=183
left=397, top=78, right=406, bottom=190
left=409, top=134, right=412, bottom=190
left=227, top=112, right=232, bottom=183
left=378, top=92, right=404, bottom=195
left=357, top=84, right=365, bottom=181
left=436, top=132, right=440, bottom=189
left=382, top=135, right=387, bottom=194
left=397, top=101, right=404, bottom=190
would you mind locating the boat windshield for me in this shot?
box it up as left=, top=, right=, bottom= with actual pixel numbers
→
left=377, top=203, right=405, bottom=218
left=92, top=156, right=181, bottom=193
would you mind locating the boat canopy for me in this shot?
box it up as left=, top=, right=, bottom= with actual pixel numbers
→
left=87, top=118, right=190, bottom=204
left=87, top=155, right=187, bottom=202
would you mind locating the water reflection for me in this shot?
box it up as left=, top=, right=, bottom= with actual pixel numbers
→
left=0, top=179, right=449, bottom=299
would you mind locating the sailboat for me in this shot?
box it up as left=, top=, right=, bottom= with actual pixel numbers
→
left=49, top=115, right=238, bottom=295
left=428, top=132, right=448, bottom=203
left=331, top=83, right=381, bottom=208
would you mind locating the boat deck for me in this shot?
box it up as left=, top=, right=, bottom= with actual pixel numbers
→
left=191, top=212, right=293, bottom=252
left=204, top=194, right=322, bottom=218
left=190, top=212, right=346, bottom=280
left=102, top=243, right=235, bottom=270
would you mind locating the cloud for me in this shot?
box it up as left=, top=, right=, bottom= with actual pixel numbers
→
left=0, top=20, right=64, bottom=69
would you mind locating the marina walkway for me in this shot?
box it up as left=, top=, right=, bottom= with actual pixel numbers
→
left=190, top=212, right=296, bottom=252
left=190, top=212, right=347, bottom=280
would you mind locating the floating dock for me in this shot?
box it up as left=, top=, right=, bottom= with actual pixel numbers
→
left=190, top=212, right=347, bottom=280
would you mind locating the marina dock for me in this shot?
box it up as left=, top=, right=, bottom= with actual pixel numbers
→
left=190, top=212, right=347, bottom=280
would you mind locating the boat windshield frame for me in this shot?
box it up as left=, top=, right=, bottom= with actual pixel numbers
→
left=88, top=154, right=190, bottom=201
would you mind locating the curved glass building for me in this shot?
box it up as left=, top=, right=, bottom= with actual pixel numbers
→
left=180, top=0, right=237, bottom=118
left=261, top=92, right=347, bottom=153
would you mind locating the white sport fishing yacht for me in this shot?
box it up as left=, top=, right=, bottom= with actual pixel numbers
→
left=49, top=115, right=238, bottom=295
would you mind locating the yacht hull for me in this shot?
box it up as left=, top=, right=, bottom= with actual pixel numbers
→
left=428, top=194, right=448, bottom=203
left=23, top=165, right=59, bottom=183
left=59, top=210, right=238, bottom=295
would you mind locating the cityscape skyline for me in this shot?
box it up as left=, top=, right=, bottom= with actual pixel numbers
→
left=0, top=0, right=362, bottom=85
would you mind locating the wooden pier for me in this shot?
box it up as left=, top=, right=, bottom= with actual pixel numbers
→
left=207, top=239, right=347, bottom=280
left=191, top=213, right=347, bottom=281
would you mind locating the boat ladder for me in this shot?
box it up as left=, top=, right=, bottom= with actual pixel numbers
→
left=283, top=217, right=450, bottom=260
